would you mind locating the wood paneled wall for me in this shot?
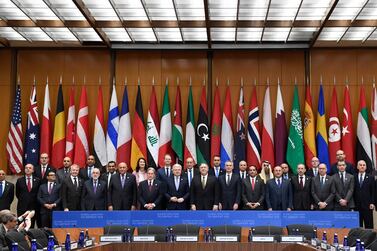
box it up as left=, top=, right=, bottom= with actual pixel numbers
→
left=1, top=48, right=377, bottom=172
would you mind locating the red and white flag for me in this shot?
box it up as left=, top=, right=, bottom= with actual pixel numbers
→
left=65, top=87, right=75, bottom=160
left=247, top=87, right=261, bottom=170
left=261, top=85, right=275, bottom=167
left=328, top=87, right=341, bottom=165
left=93, top=86, right=107, bottom=167
left=40, top=83, right=51, bottom=157
left=371, top=85, right=377, bottom=170
left=341, top=85, right=355, bottom=165
left=73, top=87, right=89, bottom=167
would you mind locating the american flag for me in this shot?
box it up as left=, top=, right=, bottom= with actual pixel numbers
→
left=6, top=85, right=23, bottom=174
left=24, top=85, right=40, bottom=166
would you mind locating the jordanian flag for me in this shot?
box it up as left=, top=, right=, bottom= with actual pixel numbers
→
left=171, top=86, right=183, bottom=164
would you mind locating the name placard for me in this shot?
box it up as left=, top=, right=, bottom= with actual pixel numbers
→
left=132, top=236, right=155, bottom=242
left=251, top=236, right=274, bottom=242
left=320, top=242, right=328, bottom=250
left=85, top=239, right=94, bottom=247
left=100, top=235, right=123, bottom=242
left=70, top=242, right=78, bottom=250
left=215, top=236, right=238, bottom=242
left=54, top=246, right=62, bottom=251
left=175, top=236, right=198, bottom=242
left=280, top=236, right=304, bottom=242
left=311, top=239, right=318, bottom=246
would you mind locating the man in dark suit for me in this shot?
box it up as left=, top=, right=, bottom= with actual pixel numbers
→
left=81, top=168, right=107, bottom=210
left=218, top=161, right=241, bottom=210
left=16, top=164, right=40, bottom=227
left=311, top=163, right=335, bottom=210
left=79, top=155, right=96, bottom=181
left=108, top=162, right=137, bottom=210
left=242, top=165, right=265, bottom=210
left=157, top=154, right=173, bottom=182
left=209, top=155, right=224, bottom=178
left=34, top=153, right=55, bottom=184
left=306, top=157, right=320, bottom=178
left=165, top=164, right=190, bottom=210
left=0, top=213, right=17, bottom=251
left=190, top=163, right=219, bottom=210
left=265, top=165, right=293, bottom=211
left=138, top=168, right=164, bottom=210
left=0, top=170, right=14, bottom=211
left=333, top=161, right=355, bottom=211
left=101, top=161, right=117, bottom=188
left=330, top=150, right=355, bottom=175
left=238, top=161, right=248, bottom=180
left=281, top=163, right=293, bottom=181
left=354, top=160, right=375, bottom=228
left=37, top=170, right=61, bottom=227
left=61, top=164, right=83, bottom=211
left=183, top=157, right=199, bottom=188
left=56, top=157, right=72, bottom=184
left=291, top=164, right=313, bottom=210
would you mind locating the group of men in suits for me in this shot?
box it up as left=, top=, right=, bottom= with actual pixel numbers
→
left=1, top=149, right=376, bottom=229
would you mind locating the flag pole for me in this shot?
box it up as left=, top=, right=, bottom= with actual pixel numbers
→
left=165, top=77, right=168, bottom=86
left=333, top=75, right=336, bottom=86
left=60, top=75, right=62, bottom=85
left=241, top=77, right=243, bottom=87
left=216, top=78, right=219, bottom=86
left=152, top=75, right=155, bottom=86
left=72, top=75, right=74, bottom=86
left=124, top=77, right=127, bottom=86
left=189, top=76, right=192, bottom=86
left=99, top=76, right=102, bottom=85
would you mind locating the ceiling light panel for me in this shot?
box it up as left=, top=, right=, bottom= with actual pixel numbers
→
left=288, top=27, right=318, bottom=41
left=70, top=27, right=102, bottom=41
left=127, top=27, right=156, bottom=41
left=262, top=27, right=290, bottom=41
left=329, top=0, right=366, bottom=20
left=342, top=26, right=374, bottom=40
left=357, top=0, right=377, bottom=19
left=317, top=27, right=348, bottom=40
left=102, top=28, right=131, bottom=41
left=111, top=0, right=148, bottom=21
left=297, top=0, right=333, bottom=20
left=181, top=28, right=207, bottom=41
left=174, top=0, right=205, bottom=20
left=82, top=0, right=120, bottom=21
left=267, top=0, right=302, bottom=20
left=0, top=0, right=30, bottom=20
left=238, top=0, right=268, bottom=20
left=143, top=0, right=177, bottom=20
left=44, top=0, right=86, bottom=20
left=43, top=27, right=78, bottom=41
left=0, top=27, right=25, bottom=40
left=12, top=0, right=59, bottom=20
left=211, top=27, right=236, bottom=41
left=237, top=27, right=263, bottom=41
left=208, top=0, right=238, bottom=20
left=15, top=27, right=52, bottom=41
left=155, top=27, right=181, bottom=41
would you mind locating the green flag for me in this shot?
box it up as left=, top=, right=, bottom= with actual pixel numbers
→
left=286, top=86, right=305, bottom=174
left=172, top=86, right=183, bottom=164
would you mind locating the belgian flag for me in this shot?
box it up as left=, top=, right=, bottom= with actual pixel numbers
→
left=51, top=84, right=66, bottom=168
left=130, top=85, right=147, bottom=169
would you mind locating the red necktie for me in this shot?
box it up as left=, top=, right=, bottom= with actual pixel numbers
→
left=251, top=178, right=255, bottom=191
left=27, top=177, right=32, bottom=192
left=299, top=176, right=304, bottom=189
left=41, top=166, right=46, bottom=178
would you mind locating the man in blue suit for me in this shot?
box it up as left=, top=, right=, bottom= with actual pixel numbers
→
left=165, top=164, right=190, bottom=210
left=265, top=165, right=293, bottom=211
left=37, top=170, right=61, bottom=227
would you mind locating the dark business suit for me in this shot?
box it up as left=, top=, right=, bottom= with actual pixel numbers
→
left=354, top=173, right=375, bottom=228
left=291, top=175, right=312, bottom=210
left=306, top=168, right=319, bottom=178
left=190, top=175, right=219, bottom=210
left=0, top=225, right=8, bottom=251
left=79, top=166, right=95, bottom=181
left=81, top=179, right=107, bottom=210
left=0, top=181, right=14, bottom=210
left=108, top=173, right=137, bottom=210
left=241, top=176, right=265, bottom=210
left=37, top=182, right=61, bottom=227
left=209, top=167, right=225, bottom=179
left=265, top=178, right=293, bottom=210
left=15, top=176, right=40, bottom=226
left=218, top=173, right=241, bottom=210
left=101, top=172, right=116, bottom=188
left=60, top=176, right=83, bottom=210
left=330, top=162, right=355, bottom=175
left=333, top=172, right=355, bottom=210
left=56, top=167, right=70, bottom=184
left=138, top=179, right=164, bottom=210
left=34, top=164, right=56, bottom=184
left=311, top=175, right=335, bottom=210
left=238, top=171, right=248, bottom=180
left=282, top=173, right=293, bottom=181
left=165, top=176, right=190, bottom=210
left=184, top=168, right=200, bottom=188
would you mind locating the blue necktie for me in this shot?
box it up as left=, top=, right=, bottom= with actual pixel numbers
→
left=0, top=182, right=3, bottom=197
left=277, top=178, right=281, bottom=187
left=188, top=170, right=192, bottom=187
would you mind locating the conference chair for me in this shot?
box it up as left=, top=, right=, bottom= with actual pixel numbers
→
left=27, top=229, right=48, bottom=248
left=286, top=224, right=317, bottom=240
left=103, top=225, right=135, bottom=237
left=347, top=228, right=364, bottom=246
left=359, top=229, right=376, bottom=247
left=137, top=225, right=166, bottom=242
left=251, top=226, right=283, bottom=241
left=171, top=224, right=200, bottom=236
left=5, top=231, right=30, bottom=251
left=210, top=225, right=242, bottom=242
left=367, top=237, right=377, bottom=250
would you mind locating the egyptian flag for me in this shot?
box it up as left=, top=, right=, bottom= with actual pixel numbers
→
left=51, top=84, right=66, bottom=168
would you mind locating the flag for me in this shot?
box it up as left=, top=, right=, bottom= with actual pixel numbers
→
left=342, top=85, right=355, bottom=165
left=159, top=86, right=174, bottom=167
left=106, top=85, right=119, bottom=162
left=356, top=86, right=373, bottom=172
left=234, top=87, right=246, bottom=168
left=171, top=86, right=183, bottom=164
left=328, top=87, right=341, bottom=165
left=40, top=83, right=51, bottom=157
left=184, top=86, right=197, bottom=164
left=220, top=86, right=234, bottom=168
left=74, top=87, right=89, bottom=167
left=274, top=83, right=287, bottom=166
left=196, top=86, right=210, bottom=166
left=286, top=86, right=305, bottom=175
left=247, top=86, right=261, bottom=170
left=372, top=85, right=377, bottom=170
left=261, top=86, right=274, bottom=167
left=117, top=86, right=132, bottom=166
left=51, top=84, right=66, bottom=168
left=316, top=85, right=330, bottom=173
left=304, top=86, right=316, bottom=168
left=24, top=85, right=39, bottom=166
left=211, top=86, right=221, bottom=163
left=65, top=87, right=75, bottom=161
left=93, top=86, right=107, bottom=167
left=130, top=85, right=147, bottom=169
left=6, top=85, right=23, bottom=174
left=146, top=86, right=160, bottom=169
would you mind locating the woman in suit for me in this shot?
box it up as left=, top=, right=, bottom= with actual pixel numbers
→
left=132, top=158, right=148, bottom=186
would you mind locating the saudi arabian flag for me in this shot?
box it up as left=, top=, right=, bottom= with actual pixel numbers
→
left=286, top=86, right=305, bottom=174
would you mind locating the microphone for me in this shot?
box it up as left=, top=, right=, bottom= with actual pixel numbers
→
left=105, top=222, right=113, bottom=236
left=146, top=223, right=149, bottom=236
